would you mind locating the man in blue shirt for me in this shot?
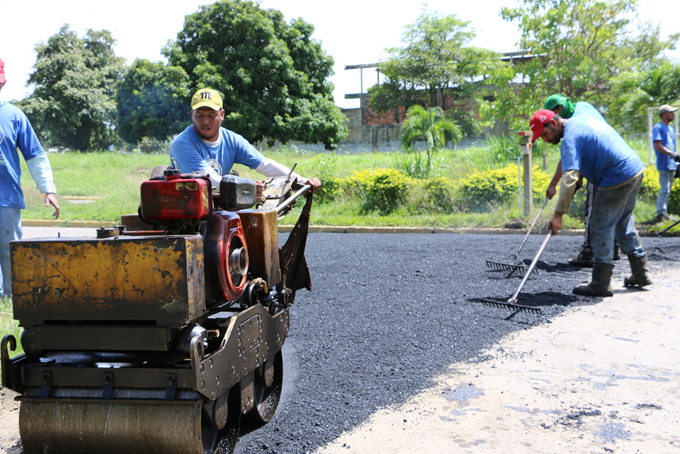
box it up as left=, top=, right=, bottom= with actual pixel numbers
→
left=170, top=88, right=320, bottom=198
left=652, top=104, right=679, bottom=223
left=0, top=57, right=59, bottom=298
left=542, top=94, right=618, bottom=268
left=530, top=109, right=650, bottom=297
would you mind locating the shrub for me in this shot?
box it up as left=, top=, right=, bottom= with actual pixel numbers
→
left=408, top=177, right=457, bottom=214
left=347, top=168, right=411, bottom=214
left=641, top=166, right=680, bottom=215
left=457, top=165, right=551, bottom=210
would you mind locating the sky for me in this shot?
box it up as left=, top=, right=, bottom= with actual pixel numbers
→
left=0, top=0, right=679, bottom=110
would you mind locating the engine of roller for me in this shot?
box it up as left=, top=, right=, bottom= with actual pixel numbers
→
left=0, top=168, right=313, bottom=454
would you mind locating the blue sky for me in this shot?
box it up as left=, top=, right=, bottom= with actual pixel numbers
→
left=0, top=0, right=678, bottom=109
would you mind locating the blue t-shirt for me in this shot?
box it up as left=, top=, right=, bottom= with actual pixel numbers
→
left=652, top=122, right=677, bottom=171
left=561, top=115, right=644, bottom=188
left=0, top=102, right=47, bottom=209
left=573, top=102, right=606, bottom=123
left=169, top=125, right=264, bottom=175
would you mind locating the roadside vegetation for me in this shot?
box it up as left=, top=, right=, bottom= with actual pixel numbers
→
left=0, top=296, right=23, bottom=360
left=18, top=137, right=676, bottom=233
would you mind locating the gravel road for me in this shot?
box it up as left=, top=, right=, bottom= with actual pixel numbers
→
left=3, top=231, right=678, bottom=453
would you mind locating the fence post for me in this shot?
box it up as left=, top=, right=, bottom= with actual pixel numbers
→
left=517, top=156, right=522, bottom=218
left=519, top=132, right=532, bottom=217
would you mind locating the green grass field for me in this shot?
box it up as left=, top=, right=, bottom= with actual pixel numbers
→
left=16, top=139, right=667, bottom=232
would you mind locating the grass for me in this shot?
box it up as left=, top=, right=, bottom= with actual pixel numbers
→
left=0, top=296, right=23, bottom=383
left=16, top=139, right=676, bottom=233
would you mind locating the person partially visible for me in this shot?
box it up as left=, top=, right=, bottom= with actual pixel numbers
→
left=652, top=104, right=680, bottom=223
left=169, top=88, right=320, bottom=200
left=543, top=94, right=605, bottom=122
left=542, top=94, right=617, bottom=267
left=530, top=109, right=650, bottom=297
left=0, top=57, right=59, bottom=298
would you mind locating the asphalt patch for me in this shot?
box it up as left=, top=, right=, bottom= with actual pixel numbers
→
left=229, top=233, right=680, bottom=453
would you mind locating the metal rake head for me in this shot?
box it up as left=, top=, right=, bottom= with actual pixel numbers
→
left=479, top=299, right=542, bottom=314
left=485, top=260, right=539, bottom=275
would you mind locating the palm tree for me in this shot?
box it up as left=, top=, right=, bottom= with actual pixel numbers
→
left=399, top=105, right=462, bottom=172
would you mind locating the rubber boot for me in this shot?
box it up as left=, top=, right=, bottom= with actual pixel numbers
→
left=573, top=263, right=614, bottom=297
left=568, top=245, right=594, bottom=268
left=623, top=254, right=652, bottom=288
left=613, top=243, right=620, bottom=261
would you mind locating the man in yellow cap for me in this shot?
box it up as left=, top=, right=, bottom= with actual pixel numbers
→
left=169, top=88, right=320, bottom=198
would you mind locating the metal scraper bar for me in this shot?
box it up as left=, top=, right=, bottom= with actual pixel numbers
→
left=479, top=299, right=542, bottom=314
left=485, top=260, right=539, bottom=275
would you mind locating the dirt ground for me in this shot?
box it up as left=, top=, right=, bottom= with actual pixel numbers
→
left=315, top=263, right=680, bottom=454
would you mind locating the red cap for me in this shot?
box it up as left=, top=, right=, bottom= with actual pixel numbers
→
left=0, top=58, right=5, bottom=84
left=529, top=109, right=555, bottom=143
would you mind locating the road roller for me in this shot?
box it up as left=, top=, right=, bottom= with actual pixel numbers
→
left=1, top=168, right=314, bottom=454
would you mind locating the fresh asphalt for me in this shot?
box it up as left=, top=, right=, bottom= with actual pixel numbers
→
left=16, top=228, right=680, bottom=453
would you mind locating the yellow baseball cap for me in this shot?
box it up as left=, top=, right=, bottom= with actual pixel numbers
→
left=191, top=88, right=223, bottom=110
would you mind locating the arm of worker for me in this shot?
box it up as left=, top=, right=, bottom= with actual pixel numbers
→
left=254, top=158, right=321, bottom=193
left=547, top=169, right=581, bottom=235
left=654, top=140, right=680, bottom=161
left=546, top=160, right=562, bottom=199
left=26, top=153, right=60, bottom=219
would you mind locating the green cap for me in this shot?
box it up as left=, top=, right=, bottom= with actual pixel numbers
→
left=544, top=94, right=575, bottom=119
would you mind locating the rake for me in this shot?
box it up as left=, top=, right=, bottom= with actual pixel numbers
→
left=485, top=196, right=550, bottom=277
left=480, top=228, right=554, bottom=315
left=655, top=217, right=680, bottom=237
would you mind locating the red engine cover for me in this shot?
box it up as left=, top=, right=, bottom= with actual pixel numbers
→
left=140, top=176, right=212, bottom=221
left=204, top=211, right=249, bottom=304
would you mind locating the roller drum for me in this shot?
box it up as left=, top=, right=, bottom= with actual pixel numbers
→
left=20, top=399, right=208, bottom=454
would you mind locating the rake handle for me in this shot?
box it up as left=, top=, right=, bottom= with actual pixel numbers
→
left=656, top=218, right=680, bottom=237
left=508, top=228, right=553, bottom=304
left=512, top=196, right=550, bottom=264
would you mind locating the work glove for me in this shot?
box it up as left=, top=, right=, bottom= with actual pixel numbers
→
left=671, top=151, right=680, bottom=162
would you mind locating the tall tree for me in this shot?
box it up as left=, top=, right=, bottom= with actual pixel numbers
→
left=163, top=0, right=347, bottom=149
left=369, top=10, right=507, bottom=136
left=116, top=59, right=192, bottom=143
left=20, top=25, right=126, bottom=151
left=486, top=0, right=678, bottom=127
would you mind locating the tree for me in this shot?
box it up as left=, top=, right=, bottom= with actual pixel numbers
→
left=369, top=10, right=507, bottom=137
left=608, top=63, right=680, bottom=132
left=20, top=25, right=126, bottom=151
left=116, top=59, right=192, bottom=143
left=399, top=105, right=462, bottom=171
left=486, top=0, right=678, bottom=127
left=163, top=0, right=347, bottom=149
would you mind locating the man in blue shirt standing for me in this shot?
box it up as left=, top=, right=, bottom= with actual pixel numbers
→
left=542, top=93, right=620, bottom=268
left=652, top=104, right=679, bottom=223
left=0, top=57, right=60, bottom=298
left=530, top=109, right=651, bottom=297
left=170, top=88, right=320, bottom=198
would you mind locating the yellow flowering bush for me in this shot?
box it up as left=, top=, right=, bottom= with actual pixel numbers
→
left=641, top=166, right=680, bottom=214
left=457, top=165, right=552, bottom=209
